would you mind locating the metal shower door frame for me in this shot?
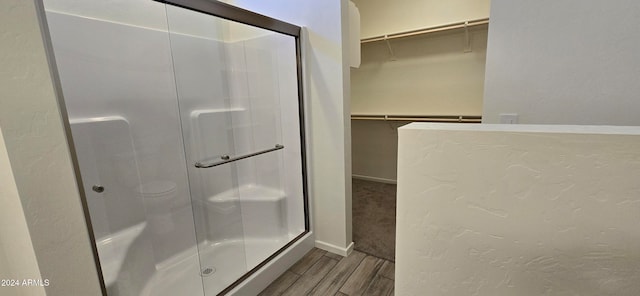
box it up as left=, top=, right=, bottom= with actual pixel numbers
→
left=155, top=2, right=310, bottom=293
left=38, top=0, right=310, bottom=294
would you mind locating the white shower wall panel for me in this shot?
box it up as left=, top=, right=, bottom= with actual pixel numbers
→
left=230, top=33, right=305, bottom=238
left=167, top=33, right=230, bottom=113
left=190, top=110, right=244, bottom=244
left=167, top=31, right=239, bottom=246
left=68, top=117, right=144, bottom=238
left=225, top=40, right=259, bottom=188
left=169, top=24, right=305, bottom=244
left=46, top=11, right=199, bottom=265
left=166, top=20, right=298, bottom=252
left=43, top=0, right=169, bottom=31
left=168, top=30, right=244, bottom=248
left=227, top=33, right=306, bottom=237
left=45, top=1, right=309, bottom=294
left=189, top=109, right=239, bottom=196
left=271, top=35, right=307, bottom=237
left=243, top=35, right=285, bottom=191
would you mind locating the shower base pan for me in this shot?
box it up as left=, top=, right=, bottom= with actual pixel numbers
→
left=140, top=234, right=309, bottom=296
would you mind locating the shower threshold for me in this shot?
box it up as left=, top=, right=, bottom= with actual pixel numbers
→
left=140, top=235, right=296, bottom=296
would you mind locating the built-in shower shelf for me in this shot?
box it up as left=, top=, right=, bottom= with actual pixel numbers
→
left=69, top=115, right=131, bottom=125
left=190, top=108, right=245, bottom=118
left=207, top=184, right=285, bottom=203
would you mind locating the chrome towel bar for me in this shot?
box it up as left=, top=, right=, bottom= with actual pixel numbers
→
left=195, top=144, right=284, bottom=168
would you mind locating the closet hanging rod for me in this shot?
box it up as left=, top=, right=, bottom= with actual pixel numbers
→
left=361, top=18, right=489, bottom=44
left=351, top=114, right=482, bottom=123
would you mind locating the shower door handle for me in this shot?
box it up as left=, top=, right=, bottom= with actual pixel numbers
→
left=195, top=144, right=284, bottom=168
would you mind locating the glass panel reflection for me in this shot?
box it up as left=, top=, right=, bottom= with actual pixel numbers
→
left=43, top=0, right=306, bottom=294
left=166, top=5, right=306, bottom=295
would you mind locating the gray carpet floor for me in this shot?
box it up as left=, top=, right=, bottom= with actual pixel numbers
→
left=352, top=178, right=397, bottom=262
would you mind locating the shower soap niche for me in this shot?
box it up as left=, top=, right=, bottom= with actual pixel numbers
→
left=190, top=108, right=246, bottom=161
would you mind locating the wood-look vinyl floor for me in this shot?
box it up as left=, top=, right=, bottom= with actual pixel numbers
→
left=259, top=248, right=394, bottom=296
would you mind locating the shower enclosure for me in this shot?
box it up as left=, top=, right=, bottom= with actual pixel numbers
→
left=42, top=0, right=309, bottom=295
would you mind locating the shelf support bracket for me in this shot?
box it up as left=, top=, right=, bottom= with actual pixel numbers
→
left=464, top=21, right=472, bottom=53
left=384, top=35, right=396, bottom=61
left=384, top=115, right=395, bottom=130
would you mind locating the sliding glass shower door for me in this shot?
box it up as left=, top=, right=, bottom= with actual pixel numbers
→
left=44, top=1, right=208, bottom=294
left=44, top=0, right=307, bottom=295
left=164, top=5, right=307, bottom=295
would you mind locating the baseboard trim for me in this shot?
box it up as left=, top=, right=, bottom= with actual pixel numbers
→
left=352, top=174, right=397, bottom=184
left=315, top=240, right=354, bottom=257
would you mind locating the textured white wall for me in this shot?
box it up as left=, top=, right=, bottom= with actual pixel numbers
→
left=397, top=123, right=640, bottom=295
left=0, top=128, right=45, bottom=296
left=352, top=0, right=490, bottom=39
left=225, top=0, right=354, bottom=254
left=483, top=0, right=640, bottom=125
left=0, top=0, right=102, bottom=295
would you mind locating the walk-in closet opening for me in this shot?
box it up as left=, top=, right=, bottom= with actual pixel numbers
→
left=349, top=0, right=490, bottom=262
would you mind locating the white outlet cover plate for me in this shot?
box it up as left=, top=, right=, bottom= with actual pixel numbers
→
left=500, top=113, right=519, bottom=124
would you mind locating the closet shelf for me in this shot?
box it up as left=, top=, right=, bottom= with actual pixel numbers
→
left=361, top=18, right=489, bottom=44
left=351, top=114, right=482, bottom=123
